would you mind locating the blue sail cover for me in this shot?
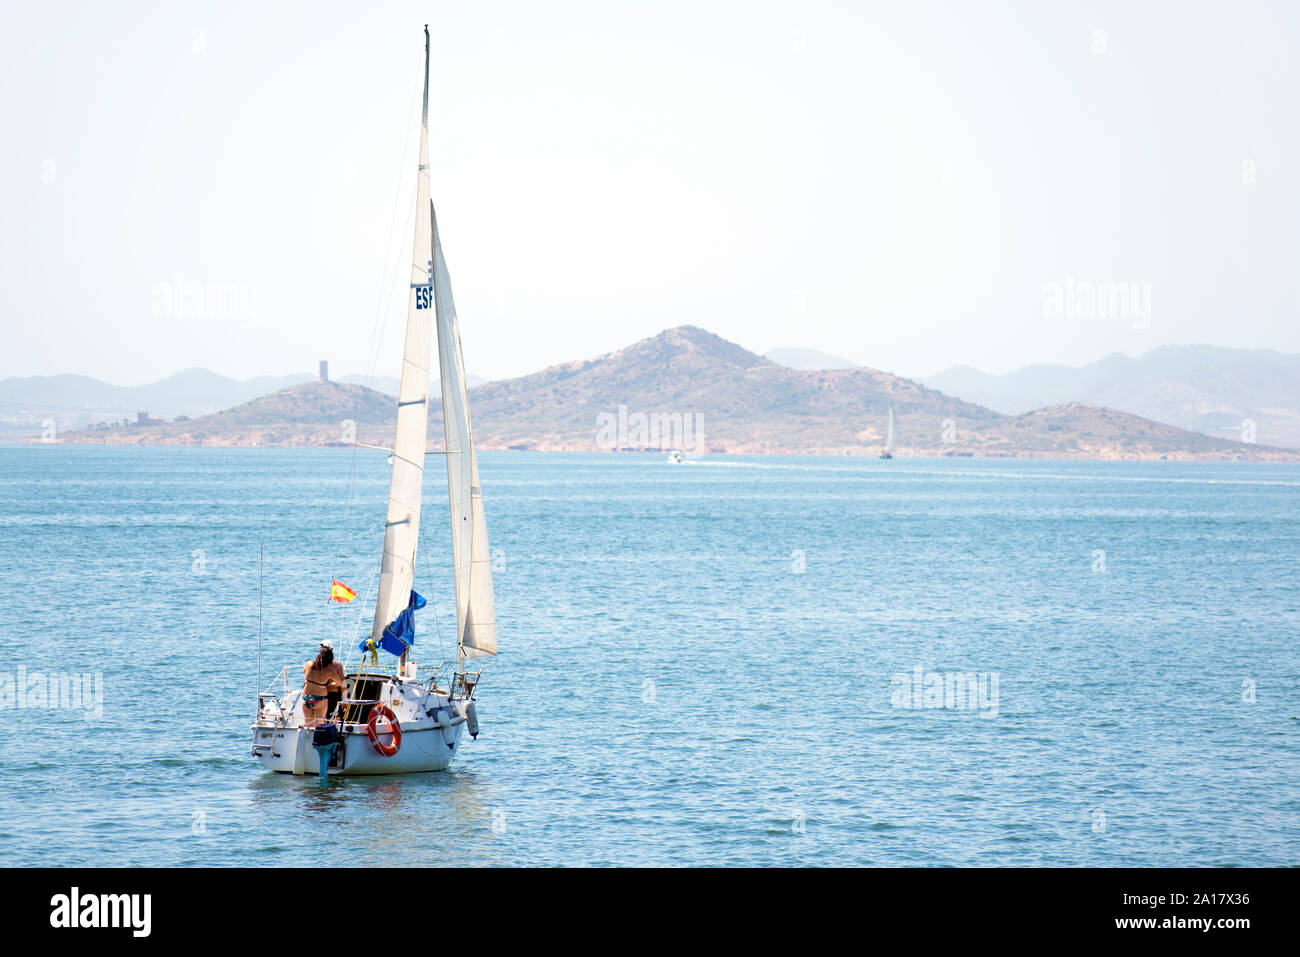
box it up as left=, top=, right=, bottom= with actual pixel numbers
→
left=360, top=590, right=427, bottom=657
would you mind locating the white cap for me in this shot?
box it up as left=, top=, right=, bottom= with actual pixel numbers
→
left=319, top=639, right=334, bottom=650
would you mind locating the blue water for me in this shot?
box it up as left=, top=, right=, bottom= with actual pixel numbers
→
left=0, top=447, right=1296, bottom=866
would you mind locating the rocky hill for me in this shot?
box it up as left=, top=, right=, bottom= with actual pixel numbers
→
left=54, top=381, right=395, bottom=447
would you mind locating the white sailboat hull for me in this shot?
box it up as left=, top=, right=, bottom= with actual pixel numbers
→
left=251, top=675, right=473, bottom=776
left=253, top=721, right=465, bottom=775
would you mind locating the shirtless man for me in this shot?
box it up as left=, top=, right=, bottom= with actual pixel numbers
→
left=302, top=640, right=345, bottom=727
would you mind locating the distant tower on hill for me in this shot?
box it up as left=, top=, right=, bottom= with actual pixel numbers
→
left=319, top=360, right=329, bottom=383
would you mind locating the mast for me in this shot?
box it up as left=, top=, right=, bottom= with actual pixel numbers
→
left=370, top=26, right=434, bottom=664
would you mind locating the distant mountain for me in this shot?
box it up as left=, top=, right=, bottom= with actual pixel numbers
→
left=923, top=345, right=1300, bottom=449
left=0, top=368, right=310, bottom=422
left=53, top=381, right=397, bottom=447
left=45, top=328, right=1296, bottom=460
left=765, top=347, right=861, bottom=370
left=0, top=367, right=485, bottom=439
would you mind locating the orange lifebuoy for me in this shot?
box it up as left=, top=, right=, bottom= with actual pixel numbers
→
left=366, top=704, right=402, bottom=757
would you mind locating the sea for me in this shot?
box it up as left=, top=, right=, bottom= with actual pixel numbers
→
left=0, top=446, right=1296, bottom=866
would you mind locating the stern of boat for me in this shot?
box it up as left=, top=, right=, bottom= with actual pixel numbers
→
left=250, top=665, right=477, bottom=776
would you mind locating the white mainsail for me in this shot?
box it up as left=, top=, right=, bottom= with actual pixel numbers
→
left=370, top=28, right=435, bottom=648
left=433, top=210, right=497, bottom=659
left=885, top=403, right=896, bottom=455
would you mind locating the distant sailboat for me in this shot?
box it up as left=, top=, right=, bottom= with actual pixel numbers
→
left=880, top=403, right=896, bottom=459
left=251, top=26, right=495, bottom=776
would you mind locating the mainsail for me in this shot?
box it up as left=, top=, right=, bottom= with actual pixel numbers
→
left=370, top=28, right=435, bottom=650
left=885, top=404, right=896, bottom=455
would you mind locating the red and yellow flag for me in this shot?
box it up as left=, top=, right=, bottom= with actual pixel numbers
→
left=328, top=579, right=357, bottom=604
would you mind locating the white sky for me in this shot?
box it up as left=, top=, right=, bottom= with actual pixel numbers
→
left=2, top=0, right=1297, bottom=385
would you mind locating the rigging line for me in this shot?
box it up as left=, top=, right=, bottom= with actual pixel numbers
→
left=366, top=195, right=416, bottom=390
left=362, top=71, right=424, bottom=391
left=340, top=73, right=422, bottom=553
left=363, top=71, right=422, bottom=388
left=342, top=189, right=415, bottom=535
left=363, top=186, right=417, bottom=387
left=419, top=505, right=449, bottom=668
left=341, top=562, right=380, bottom=724
left=341, top=559, right=380, bottom=677
left=335, top=177, right=414, bottom=630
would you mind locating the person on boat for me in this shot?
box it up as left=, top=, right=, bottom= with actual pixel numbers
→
left=302, top=640, right=345, bottom=727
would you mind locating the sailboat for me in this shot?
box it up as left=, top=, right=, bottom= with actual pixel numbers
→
left=880, top=403, right=896, bottom=459
left=251, top=26, right=496, bottom=776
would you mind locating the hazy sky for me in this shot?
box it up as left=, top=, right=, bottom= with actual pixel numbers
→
left=2, top=0, right=1297, bottom=385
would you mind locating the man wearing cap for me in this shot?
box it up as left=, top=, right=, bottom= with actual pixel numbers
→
left=302, top=640, right=345, bottom=727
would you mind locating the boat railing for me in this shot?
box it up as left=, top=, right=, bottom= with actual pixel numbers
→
left=420, top=662, right=446, bottom=693
left=254, top=665, right=291, bottom=724
left=451, top=669, right=483, bottom=700
left=260, top=664, right=289, bottom=697
left=335, top=697, right=380, bottom=727
left=417, top=660, right=465, bottom=695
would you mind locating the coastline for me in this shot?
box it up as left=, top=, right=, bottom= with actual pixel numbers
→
left=11, top=436, right=1299, bottom=462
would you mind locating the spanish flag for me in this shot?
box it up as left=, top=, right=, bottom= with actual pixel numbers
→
left=328, top=579, right=357, bottom=604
